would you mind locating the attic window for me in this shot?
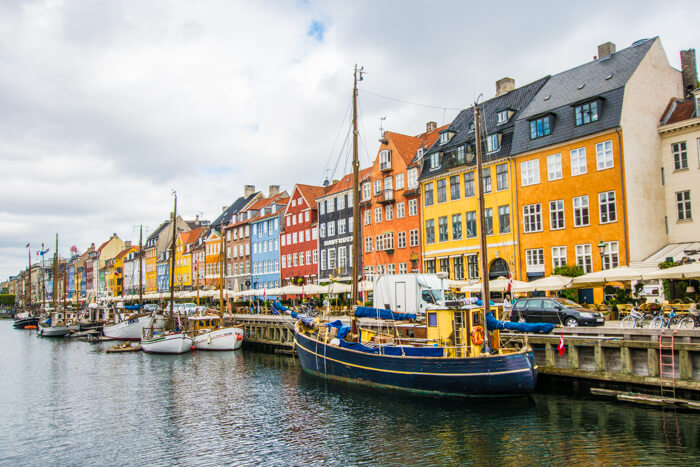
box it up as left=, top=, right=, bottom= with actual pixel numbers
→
left=497, top=110, right=510, bottom=124
left=439, top=133, right=449, bottom=145
left=486, top=134, right=501, bottom=153
left=529, top=116, right=552, bottom=139
left=429, top=152, right=440, bottom=170
left=575, top=100, right=599, bottom=126
left=416, top=148, right=424, bottom=159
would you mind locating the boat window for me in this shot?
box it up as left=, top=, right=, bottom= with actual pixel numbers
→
left=428, top=312, right=437, bottom=327
left=421, top=290, right=436, bottom=304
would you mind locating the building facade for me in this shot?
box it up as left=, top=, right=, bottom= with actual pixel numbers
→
left=280, top=184, right=324, bottom=285
left=250, top=195, right=287, bottom=295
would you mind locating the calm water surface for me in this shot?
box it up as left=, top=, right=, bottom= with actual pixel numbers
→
left=0, top=320, right=698, bottom=466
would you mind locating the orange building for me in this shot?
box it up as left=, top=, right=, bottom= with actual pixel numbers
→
left=361, top=123, right=443, bottom=277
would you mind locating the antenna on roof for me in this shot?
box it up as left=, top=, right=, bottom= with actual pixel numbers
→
left=378, top=116, right=387, bottom=143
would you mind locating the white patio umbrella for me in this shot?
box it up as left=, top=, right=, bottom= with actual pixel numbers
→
left=642, top=262, right=700, bottom=280
left=327, top=282, right=351, bottom=294
left=280, top=285, right=303, bottom=295
left=571, top=266, right=646, bottom=287
left=520, top=275, right=573, bottom=292
left=460, top=277, right=528, bottom=293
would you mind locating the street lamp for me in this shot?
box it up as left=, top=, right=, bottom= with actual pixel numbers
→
left=597, top=240, right=607, bottom=270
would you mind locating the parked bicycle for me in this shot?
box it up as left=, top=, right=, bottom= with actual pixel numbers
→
left=620, top=307, right=653, bottom=329
left=648, top=308, right=682, bottom=329
left=677, top=304, right=699, bottom=330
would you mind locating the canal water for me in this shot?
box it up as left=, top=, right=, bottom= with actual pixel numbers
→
left=0, top=320, right=697, bottom=466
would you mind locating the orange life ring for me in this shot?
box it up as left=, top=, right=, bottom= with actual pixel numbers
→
left=471, top=326, right=484, bottom=345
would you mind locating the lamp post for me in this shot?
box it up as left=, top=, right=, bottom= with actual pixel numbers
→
left=597, top=240, right=607, bottom=270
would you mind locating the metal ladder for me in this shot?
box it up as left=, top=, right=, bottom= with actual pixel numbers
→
left=658, top=330, right=676, bottom=398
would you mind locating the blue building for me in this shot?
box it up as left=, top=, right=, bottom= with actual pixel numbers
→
left=250, top=195, right=287, bottom=299
left=67, top=263, right=75, bottom=299
left=157, top=252, right=170, bottom=293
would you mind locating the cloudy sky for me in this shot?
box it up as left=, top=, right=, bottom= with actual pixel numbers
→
left=1, top=0, right=698, bottom=280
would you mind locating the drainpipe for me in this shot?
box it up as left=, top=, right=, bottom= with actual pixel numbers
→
left=512, top=158, right=522, bottom=280
left=615, top=128, right=630, bottom=266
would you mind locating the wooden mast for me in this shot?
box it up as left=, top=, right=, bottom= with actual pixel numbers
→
left=170, top=192, right=177, bottom=324
left=474, top=104, right=491, bottom=345
left=350, top=65, right=363, bottom=306
left=139, top=225, right=143, bottom=310
left=53, top=234, right=58, bottom=312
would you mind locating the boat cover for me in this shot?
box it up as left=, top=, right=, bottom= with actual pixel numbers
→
left=124, top=305, right=141, bottom=310
left=339, top=340, right=378, bottom=353
left=273, top=301, right=315, bottom=327
left=354, top=306, right=416, bottom=321
left=325, top=320, right=351, bottom=339
left=485, top=312, right=555, bottom=333
left=381, top=346, right=444, bottom=357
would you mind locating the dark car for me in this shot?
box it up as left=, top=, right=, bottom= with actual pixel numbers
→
left=509, top=297, right=605, bottom=327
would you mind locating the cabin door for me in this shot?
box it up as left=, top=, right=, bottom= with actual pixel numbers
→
left=395, top=282, right=406, bottom=312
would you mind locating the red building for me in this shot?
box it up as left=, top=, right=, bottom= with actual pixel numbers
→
left=280, top=184, right=326, bottom=286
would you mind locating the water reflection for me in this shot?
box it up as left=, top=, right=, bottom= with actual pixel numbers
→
left=0, top=321, right=697, bottom=466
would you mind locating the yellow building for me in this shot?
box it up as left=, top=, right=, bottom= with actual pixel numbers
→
left=107, top=246, right=137, bottom=296
left=174, top=227, right=204, bottom=289
left=419, top=77, right=549, bottom=282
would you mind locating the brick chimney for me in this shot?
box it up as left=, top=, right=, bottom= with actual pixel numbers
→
left=244, top=185, right=255, bottom=198
left=495, top=77, right=515, bottom=97
left=681, top=49, right=697, bottom=97
left=597, top=41, right=616, bottom=59
left=426, top=121, right=437, bottom=133
left=268, top=185, right=280, bottom=197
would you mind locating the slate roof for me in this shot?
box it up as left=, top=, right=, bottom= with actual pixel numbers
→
left=511, top=37, right=657, bottom=155
left=419, top=76, right=550, bottom=180
left=212, top=192, right=260, bottom=227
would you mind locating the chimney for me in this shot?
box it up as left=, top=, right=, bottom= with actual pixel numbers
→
left=597, top=41, right=616, bottom=59
left=125, top=241, right=132, bottom=248
left=195, top=214, right=200, bottom=225
left=426, top=121, right=437, bottom=133
left=268, top=185, right=280, bottom=197
left=244, top=185, right=255, bottom=198
left=681, top=49, right=697, bottom=97
left=495, top=77, right=515, bottom=97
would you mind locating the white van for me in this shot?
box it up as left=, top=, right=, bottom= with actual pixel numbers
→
left=372, top=274, right=453, bottom=318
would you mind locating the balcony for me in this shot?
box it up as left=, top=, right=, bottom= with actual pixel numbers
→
left=377, top=189, right=395, bottom=204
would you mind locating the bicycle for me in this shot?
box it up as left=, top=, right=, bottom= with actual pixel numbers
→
left=648, top=308, right=682, bottom=329
left=677, top=304, right=698, bottom=330
left=620, top=307, right=652, bottom=329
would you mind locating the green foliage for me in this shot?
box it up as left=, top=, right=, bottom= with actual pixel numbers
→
left=553, top=264, right=584, bottom=277
left=659, top=260, right=679, bottom=269
left=0, top=294, right=16, bottom=306
left=558, top=289, right=580, bottom=302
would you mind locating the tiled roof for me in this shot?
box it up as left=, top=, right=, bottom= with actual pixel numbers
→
left=179, top=226, right=204, bottom=245
left=662, top=98, right=697, bottom=124
left=407, top=124, right=448, bottom=169
left=115, top=247, right=135, bottom=259
left=295, top=184, right=326, bottom=210
left=212, top=192, right=260, bottom=227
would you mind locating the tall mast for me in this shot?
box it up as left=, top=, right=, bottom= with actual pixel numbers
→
left=41, top=244, right=46, bottom=312
left=474, top=105, right=491, bottom=319
left=139, top=225, right=143, bottom=309
left=350, top=65, right=363, bottom=305
left=53, top=234, right=58, bottom=311
left=219, top=219, right=225, bottom=316
left=170, top=192, right=177, bottom=321
left=27, top=244, right=31, bottom=312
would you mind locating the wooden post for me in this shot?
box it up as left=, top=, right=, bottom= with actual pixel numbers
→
left=594, top=342, right=606, bottom=372
left=568, top=344, right=579, bottom=370
left=620, top=346, right=632, bottom=375
left=545, top=343, right=555, bottom=367
left=679, top=350, right=691, bottom=380
left=647, top=348, right=659, bottom=377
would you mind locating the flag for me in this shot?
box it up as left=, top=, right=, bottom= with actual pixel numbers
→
left=26, top=243, right=30, bottom=248
left=507, top=272, right=513, bottom=293
left=262, top=288, right=266, bottom=302
left=558, top=332, right=566, bottom=356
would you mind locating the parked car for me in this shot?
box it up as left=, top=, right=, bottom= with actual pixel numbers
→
left=143, top=304, right=158, bottom=312
left=509, top=297, right=605, bottom=327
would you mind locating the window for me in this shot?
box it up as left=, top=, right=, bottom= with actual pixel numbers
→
left=293, top=253, right=298, bottom=267
left=575, top=244, right=592, bottom=273
left=437, top=179, right=447, bottom=203
left=672, top=142, right=688, bottom=170
left=425, top=259, right=436, bottom=274
left=373, top=180, right=381, bottom=195
left=327, top=221, right=335, bottom=237
left=486, top=134, right=500, bottom=153
left=466, top=211, right=477, bottom=238
left=551, top=246, right=567, bottom=269
left=320, top=250, right=327, bottom=270
left=484, top=208, right=493, bottom=235
left=395, top=173, right=404, bottom=190
left=496, top=164, right=508, bottom=190
left=319, top=201, right=325, bottom=215
left=575, top=101, right=598, bottom=126
left=397, top=202, right=405, bottom=218
left=550, top=200, right=565, bottom=230
left=677, top=191, right=692, bottom=220
left=498, top=205, right=510, bottom=233
left=385, top=205, right=393, bottom=221
left=407, top=168, right=418, bottom=189
left=523, top=204, right=542, bottom=233
left=399, top=263, right=407, bottom=274
left=338, top=247, right=347, bottom=269
left=430, top=152, right=440, bottom=170
left=362, top=182, right=370, bottom=200
left=313, top=250, right=318, bottom=264
left=408, top=199, right=417, bottom=216
left=602, top=241, right=619, bottom=270
left=467, top=255, right=479, bottom=279
left=328, top=249, right=336, bottom=269
left=547, top=154, right=562, bottom=180
left=439, top=258, right=449, bottom=276
left=364, top=237, right=372, bottom=252
left=520, top=160, right=540, bottom=186
left=438, top=216, right=448, bottom=242
left=526, top=249, right=545, bottom=271
left=457, top=145, right=465, bottom=163
left=338, top=218, right=346, bottom=234
left=384, top=177, right=393, bottom=192
left=440, top=132, right=449, bottom=145
left=453, top=256, right=464, bottom=280
left=596, top=140, right=614, bottom=170
left=374, top=207, right=382, bottom=223
left=573, top=196, right=589, bottom=227
left=387, top=264, right=395, bottom=275
left=570, top=148, right=587, bottom=176
left=599, top=191, right=617, bottom=223
left=409, top=229, right=419, bottom=247
left=298, top=252, right=304, bottom=266
left=424, top=183, right=434, bottom=206
left=450, top=175, right=460, bottom=200
left=480, top=168, right=491, bottom=194
left=425, top=219, right=435, bottom=244
left=398, top=231, right=406, bottom=248
left=337, top=195, right=345, bottom=210
left=464, top=172, right=475, bottom=197
left=529, top=116, right=551, bottom=139
left=319, top=224, right=326, bottom=238
left=452, top=214, right=462, bottom=240
left=379, top=149, right=392, bottom=170
left=364, top=209, right=371, bottom=225
left=497, top=110, right=509, bottom=124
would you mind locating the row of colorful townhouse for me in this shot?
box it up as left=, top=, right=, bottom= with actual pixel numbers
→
left=8, top=39, right=698, bottom=304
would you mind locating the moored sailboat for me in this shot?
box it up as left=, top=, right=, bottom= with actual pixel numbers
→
left=38, top=234, right=80, bottom=337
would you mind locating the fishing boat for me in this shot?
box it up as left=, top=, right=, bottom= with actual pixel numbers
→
left=13, top=311, right=40, bottom=330
left=188, top=314, right=243, bottom=350
left=280, top=66, right=550, bottom=396
left=103, top=311, right=166, bottom=341
left=141, top=193, right=193, bottom=354
left=38, top=234, right=80, bottom=337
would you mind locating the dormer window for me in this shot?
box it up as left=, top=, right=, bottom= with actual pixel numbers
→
left=429, top=152, right=440, bottom=170
left=497, top=109, right=512, bottom=124
left=439, top=133, right=449, bottom=145
left=457, top=145, right=465, bottom=163
left=529, top=115, right=552, bottom=139
left=379, top=149, right=392, bottom=171
left=416, top=147, right=424, bottom=159
left=575, top=100, right=599, bottom=126
left=486, top=134, right=501, bottom=153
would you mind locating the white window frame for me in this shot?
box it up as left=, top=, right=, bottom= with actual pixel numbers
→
left=599, top=191, right=617, bottom=224
left=596, top=140, right=614, bottom=170
left=547, top=153, right=562, bottom=181
left=575, top=244, right=592, bottom=273
left=570, top=147, right=587, bottom=176
left=520, top=159, right=540, bottom=186
left=523, top=204, right=542, bottom=233
left=551, top=246, right=567, bottom=269
left=573, top=195, right=590, bottom=227
left=549, top=200, right=565, bottom=230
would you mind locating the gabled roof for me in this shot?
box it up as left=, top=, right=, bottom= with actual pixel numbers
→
left=318, top=167, right=371, bottom=199
left=179, top=226, right=204, bottom=245
left=661, top=97, right=698, bottom=125
left=212, top=191, right=260, bottom=227
left=291, top=184, right=326, bottom=211
left=115, top=246, right=136, bottom=260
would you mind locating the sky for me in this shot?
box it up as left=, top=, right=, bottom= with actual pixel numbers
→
left=1, top=0, right=698, bottom=281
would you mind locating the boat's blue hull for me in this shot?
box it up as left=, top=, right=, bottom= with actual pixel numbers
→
left=294, top=331, right=537, bottom=396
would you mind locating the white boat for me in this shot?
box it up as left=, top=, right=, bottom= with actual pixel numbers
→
left=103, top=313, right=166, bottom=341
left=37, top=310, right=80, bottom=337
left=188, top=315, right=243, bottom=351
left=141, top=331, right=193, bottom=354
